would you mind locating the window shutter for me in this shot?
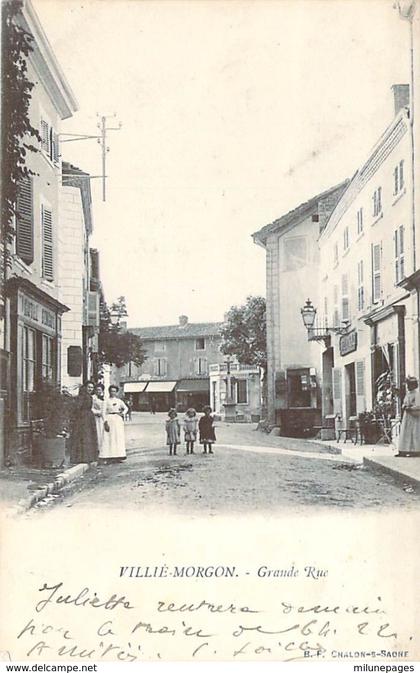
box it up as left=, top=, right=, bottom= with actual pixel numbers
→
left=16, top=177, right=34, bottom=265
left=356, top=360, right=366, bottom=412
left=41, top=119, right=49, bottom=152
left=51, top=129, right=59, bottom=163
left=42, top=206, right=54, bottom=280
left=67, top=346, right=83, bottom=377
left=372, top=243, right=381, bottom=303
left=332, top=368, right=342, bottom=416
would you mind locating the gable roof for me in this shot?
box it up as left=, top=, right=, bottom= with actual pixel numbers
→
left=252, top=180, right=349, bottom=246
left=130, top=322, right=223, bottom=341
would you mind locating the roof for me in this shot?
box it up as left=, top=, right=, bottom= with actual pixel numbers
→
left=252, top=180, right=349, bottom=246
left=20, top=0, right=78, bottom=119
left=130, top=322, right=223, bottom=341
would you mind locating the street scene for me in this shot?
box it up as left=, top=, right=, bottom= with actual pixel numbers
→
left=1, top=0, right=420, bottom=514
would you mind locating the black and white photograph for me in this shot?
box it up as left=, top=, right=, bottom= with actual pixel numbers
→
left=1, top=0, right=420, bottom=666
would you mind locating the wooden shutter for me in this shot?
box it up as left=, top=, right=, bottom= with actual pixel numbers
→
left=372, top=243, right=381, bottom=303
left=42, top=206, right=54, bottom=280
left=87, top=291, right=99, bottom=327
left=332, top=367, right=342, bottom=416
left=341, top=274, right=349, bottom=321
left=356, top=360, right=366, bottom=412
left=41, top=119, right=49, bottom=152
left=16, top=177, right=34, bottom=265
left=51, top=129, right=59, bottom=163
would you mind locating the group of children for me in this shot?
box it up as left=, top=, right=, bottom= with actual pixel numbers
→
left=165, top=406, right=216, bottom=456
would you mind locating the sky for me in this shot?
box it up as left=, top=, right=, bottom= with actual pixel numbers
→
left=32, top=0, right=411, bottom=327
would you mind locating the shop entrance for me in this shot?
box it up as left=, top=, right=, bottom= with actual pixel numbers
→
left=345, top=363, right=356, bottom=419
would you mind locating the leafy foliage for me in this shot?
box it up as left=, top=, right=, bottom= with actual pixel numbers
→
left=1, top=0, right=40, bottom=278
left=220, top=295, right=267, bottom=372
left=31, top=380, right=77, bottom=438
left=98, top=296, right=146, bottom=368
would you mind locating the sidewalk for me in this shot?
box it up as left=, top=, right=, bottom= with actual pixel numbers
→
left=309, top=437, right=420, bottom=488
left=0, top=462, right=90, bottom=514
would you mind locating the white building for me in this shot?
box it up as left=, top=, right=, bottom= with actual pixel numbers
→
left=318, top=86, right=414, bottom=424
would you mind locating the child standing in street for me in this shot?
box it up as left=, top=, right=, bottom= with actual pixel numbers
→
left=183, top=408, right=198, bottom=454
left=165, top=408, right=180, bottom=456
left=199, top=405, right=216, bottom=454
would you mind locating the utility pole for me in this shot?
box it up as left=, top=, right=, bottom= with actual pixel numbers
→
left=60, top=113, right=122, bottom=201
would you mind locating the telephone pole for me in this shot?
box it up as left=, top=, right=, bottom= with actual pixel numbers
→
left=60, top=113, right=122, bottom=201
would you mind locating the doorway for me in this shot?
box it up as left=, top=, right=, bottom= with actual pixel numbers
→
left=345, top=363, right=356, bottom=419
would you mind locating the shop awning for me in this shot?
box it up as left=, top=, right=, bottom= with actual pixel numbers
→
left=123, top=382, right=149, bottom=393
left=176, top=378, right=209, bottom=393
left=145, top=381, right=177, bottom=393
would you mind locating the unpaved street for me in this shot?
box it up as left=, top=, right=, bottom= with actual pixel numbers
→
left=38, top=413, right=420, bottom=515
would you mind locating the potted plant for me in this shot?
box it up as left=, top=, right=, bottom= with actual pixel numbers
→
left=31, top=381, right=76, bottom=468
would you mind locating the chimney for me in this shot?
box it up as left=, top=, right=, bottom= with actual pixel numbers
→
left=392, top=84, right=410, bottom=116
left=178, top=315, right=188, bottom=327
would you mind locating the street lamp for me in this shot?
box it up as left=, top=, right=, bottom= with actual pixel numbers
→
left=300, top=298, right=350, bottom=344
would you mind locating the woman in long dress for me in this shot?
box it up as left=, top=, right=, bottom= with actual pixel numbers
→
left=70, top=381, right=98, bottom=464
left=397, top=376, right=420, bottom=457
left=100, top=385, right=128, bottom=463
left=92, top=384, right=105, bottom=451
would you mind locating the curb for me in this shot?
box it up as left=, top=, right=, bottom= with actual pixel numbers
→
left=15, top=463, right=91, bottom=514
left=363, top=457, right=420, bottom=490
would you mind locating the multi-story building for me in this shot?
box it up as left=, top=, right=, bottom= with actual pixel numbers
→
left=112, top=316, right=225, bottom=412
left=252, top=182, right=348, bottom=434
left=1, top=0, right=78, bottom=465
left=59, top=163, right=101, bottom=392
left=209, top=362, right=262, bottom=422
left=318, top=86, right=414, bottom=424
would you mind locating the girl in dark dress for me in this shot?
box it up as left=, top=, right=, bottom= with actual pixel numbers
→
left=199, top=406, right=216, bottom=454
left=70, top=381, right=98, bottom=464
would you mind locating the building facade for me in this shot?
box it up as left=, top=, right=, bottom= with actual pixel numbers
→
left=112, top=316, right=225, bottom=412
left=319, top=88, right=415, bottom=426
left=209, top=362, right=262, bottom=422
left=253, top=183, right=348, bottom=434
left=1, top=0, right=78, bottom=465
left=59, top=163, right=101, bottom=392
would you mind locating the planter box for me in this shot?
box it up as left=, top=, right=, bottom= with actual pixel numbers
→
left=41, top=437, right=66, bottom=468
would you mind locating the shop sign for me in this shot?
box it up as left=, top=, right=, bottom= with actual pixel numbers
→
left=20, top=293, right=56, bottom=333
left=339, top=330, right=357, bottom=356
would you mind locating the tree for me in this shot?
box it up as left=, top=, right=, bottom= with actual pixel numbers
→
left=98, top=296, right=146, bottom=368
left=1, top=0, right=40, bottom=281
left=220, top=295, right=267, bottom=373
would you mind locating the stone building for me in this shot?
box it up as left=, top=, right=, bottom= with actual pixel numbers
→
left=318, top=86, right=415, bottom=426
left=1, top=0, right=77, bottom=465
left=252, top=182, right=348, bottom=434
left=59, top=163, right=101, bottom=392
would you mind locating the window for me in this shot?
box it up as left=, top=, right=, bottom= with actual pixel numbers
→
left=41, top=206, right=54, bottom=280
left=288, top=369, right=311, bottom=408
left=23, top=327, right=36, bottom=392
left=195, top=357, right=208, bottom=375
left=341, top=274, right=349, bottom=321
left=16, top=177, right=34, bottom=265
left=343, top=226, right=350, bottom=251
left=236, top=379, right=248, bottom=404
left=334, top=243, right=339, bottom=265
left=357, top=207, right=363, bottom=235
left=195, top=338, right=205, bottom=351
left=372, top=242, right=382, bottom=303
left=40, top=118, right=59, bottom=164
left=333, top=285, right=339, bottom=327
left=373, top=187, right=382, bottom=217
left=357, top=260, right=364, bottom=311
left=42, top=335, right=53, bottom=380
left=154, top=342, right=166, bottom=352
left=323, top=296, right=328, bottom=327
left=394, top=160, right=404, bottom=195
left=395, top=225, right=405, bottom=283
left=154, top=358, right=167, bottom=376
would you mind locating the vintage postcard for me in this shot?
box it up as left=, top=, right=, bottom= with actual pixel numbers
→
left=1, top=0, right=420, bottom=666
